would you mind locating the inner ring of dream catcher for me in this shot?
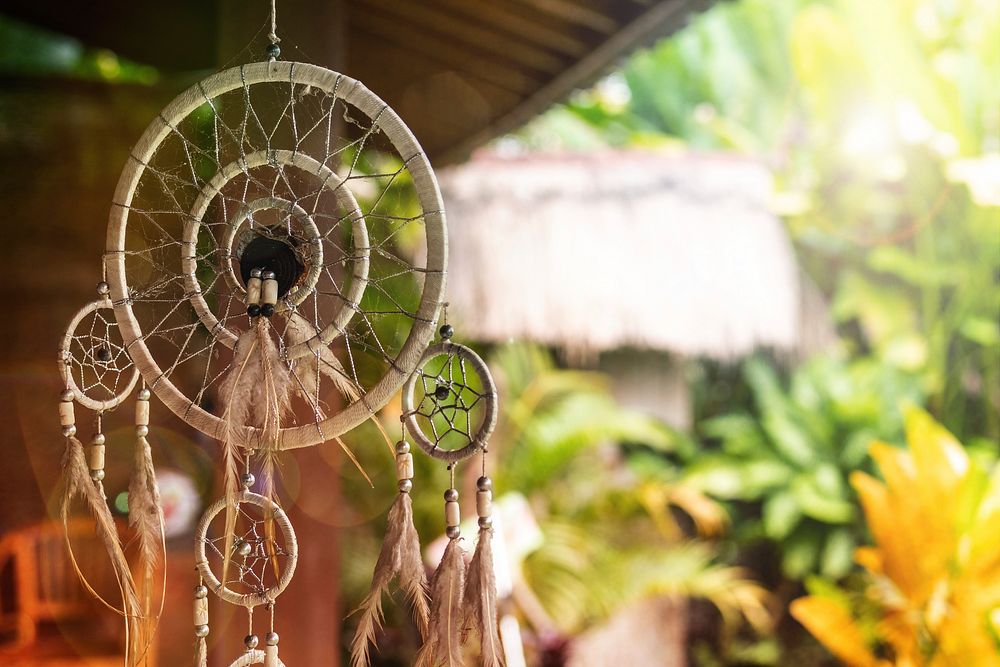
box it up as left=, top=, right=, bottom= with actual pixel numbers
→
left=59, top=298, right=140, bottom=412
left=402, top=342, right=498, bottom=464
left=181, top=148, right=370, bottom=351
left=195, top=490, right=298, bottom=608
left=106, top=61, right=447, bottom=448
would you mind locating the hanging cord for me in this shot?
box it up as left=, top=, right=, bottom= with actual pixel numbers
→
left=269, top=0, right=281, bottom=44
left=266, top=0, right=282, bottom=60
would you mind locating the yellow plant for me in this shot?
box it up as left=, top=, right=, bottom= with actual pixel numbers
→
left=791, top=409, right=1000, bottom=666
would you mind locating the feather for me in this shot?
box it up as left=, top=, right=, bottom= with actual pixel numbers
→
left=350, top=492, right=430, bottom=667
left=217, top=324, right=261, bottom=590
left=195, top=637, right=207, bottom=667
left=285, top=312, right=395, bottom=462
left=462, top=528, right=505, bottom=667
left=60, top=436, right=141, bottom=663
left=128, top=433, right=165, bottom=660
left=416, top=538, right=467, bottom=667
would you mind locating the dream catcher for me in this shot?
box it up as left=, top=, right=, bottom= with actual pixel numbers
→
left=57, top=5, right=505, bottom=666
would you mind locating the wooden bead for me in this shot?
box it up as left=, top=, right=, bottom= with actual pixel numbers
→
left=135, top=399, right=150, bottom=426
left=88, top=444, right=105, bottom=471
left=264, top=644, right=279, bottom=667
left=59, top=400, right=75, bottom=427
left=246, top=276, right=262, bottom=306
left=262, top=278, right=279, bottom=306
left=395, top=452, right=413, bottom=481
left=194, top=596, right=208, bottom=626
left=445, top=500, right=460, bottom=528
left=476, top=489, right=492, bottom=519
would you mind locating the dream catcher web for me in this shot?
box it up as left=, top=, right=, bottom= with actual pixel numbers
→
left=110, top=60, right=445, bottom=446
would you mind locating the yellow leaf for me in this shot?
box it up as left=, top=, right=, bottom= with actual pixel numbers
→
left=790, top=596, right=887, bottom=667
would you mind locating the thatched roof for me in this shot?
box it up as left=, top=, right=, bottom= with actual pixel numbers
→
left=440, top=151, right=831, bottom=359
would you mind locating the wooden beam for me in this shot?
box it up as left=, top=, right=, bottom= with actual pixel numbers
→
left=429, top=0, right=592, bottom=58
left=351, top=14, right=540, bottom=95
left=507, top=0, right=620, bottom=34
left=354, top=0, right=567, bottom=76
left=437, top=0, right=708, bottom=165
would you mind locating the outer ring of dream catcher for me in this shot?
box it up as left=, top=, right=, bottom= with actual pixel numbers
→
left=227, top=650, right=286, bottom=667
left=195, top=490, right=298, bottom=608
left=181, top=148, right=371, bottom=351
left=402, top=342, right=499, bottom=464
left=58, top=298, right=140, bottom=412
left=106, top=61, right=447, bottom=449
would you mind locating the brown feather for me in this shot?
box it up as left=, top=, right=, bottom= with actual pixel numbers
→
left=286, top=312, right=395, bottom=461
left=217, top=324, right=262, bottom=589
left=129, top=433, right=165, bottom=661
left=195, top=636, right=207, bottom=667
left=350, top=492, right=430, bottom=667
left=418, top=538, right=467, bottom=667
left=463, top=528, right=505, bottom=667
left=61, top=436, right=141, bottom=663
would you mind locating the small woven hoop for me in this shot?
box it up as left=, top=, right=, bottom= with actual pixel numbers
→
left=195, top=490, right=298, bottom=608
left=181, top=148, right=369, bottom=350
left=58, top=298, right=140, bottom=412
left=227, top=650, right=286, bottom=667
left=402, top=342, right=499, bottom=464
left=107, top=61, right=448, bottom=449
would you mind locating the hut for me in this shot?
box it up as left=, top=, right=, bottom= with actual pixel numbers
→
left=440, top=150, right=833, bottom=427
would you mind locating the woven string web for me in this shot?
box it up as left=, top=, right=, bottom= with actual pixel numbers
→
left=408, top=348, right=490, bottom=454
left=117, top=65, right=436, bottom=428
left=205, top=504, right=289, bottom=598
left=64, top=306, right=133, bottom=404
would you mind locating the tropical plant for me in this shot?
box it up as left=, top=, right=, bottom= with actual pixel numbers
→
left=790, top=409, right=1000, bottom=666
left=486, top=343, right=771, bottom=636
left=684, top=353, right=924, bottom=579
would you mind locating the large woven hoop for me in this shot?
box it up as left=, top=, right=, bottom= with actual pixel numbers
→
left=105, top=61, right=448, bottom=449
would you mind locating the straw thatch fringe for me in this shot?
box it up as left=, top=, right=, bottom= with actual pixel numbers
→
left=128, top=433, right=164, bottom=660
left=463, top=527, right=504, bottom=667
left=60, top=435, right=141, bottom=665
left=416, top=539, right=467, bottom=667
left=350, top=492, right=430, bottom=667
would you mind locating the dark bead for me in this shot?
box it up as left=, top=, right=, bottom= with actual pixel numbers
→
left=266, top=43, right=281, bottom=60
left=247, top=304, right=262, bottom=317
left=96, top=346, right=112, bottom=362
left=434, top=385, right=450, bottom=401
left=260, top=304, right=275, bottom=318
left=439, top=324, right=454, bottom=340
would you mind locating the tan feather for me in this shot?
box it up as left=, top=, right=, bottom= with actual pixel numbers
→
left=129, top=433, right=165, bottom=660
left=285, top=311, right=391, bottom=479
left=217, top=323, right=262, bottom=589
left=61, top=436, right=141, bottom=663
left=195, top=636, right=207, bottom=667
left=417, top=538, right=467, bottom=667
left=463, top=528, right=505, bottom=667
left=350, top=492, right=430, bottom=667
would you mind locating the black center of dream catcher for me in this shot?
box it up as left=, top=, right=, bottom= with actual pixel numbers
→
left=239, top=234, right=305, bottom=299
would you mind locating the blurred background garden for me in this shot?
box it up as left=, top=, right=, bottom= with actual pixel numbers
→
left=0, top=0, right=997, bottom=665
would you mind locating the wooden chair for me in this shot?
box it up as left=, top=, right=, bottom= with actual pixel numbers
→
left=0, top=518, right=154, bottom=666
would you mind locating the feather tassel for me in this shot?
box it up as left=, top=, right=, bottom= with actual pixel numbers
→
left=286, top=312, right=395, bottom=465
left=350, top=492, right=430, bottom=667
left=128, top=433, right=164, bottom=661
left=194, top=637, right=207, bottom=667
left=416, top=539, right=467, bottom=667
left=463, top=527, right=505, bottom=667
left=60, top=436, right=141, bottom=663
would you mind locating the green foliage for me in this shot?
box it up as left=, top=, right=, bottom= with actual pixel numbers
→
left=685, top=354, right=924, bottom=579
left=487, top=343, right=770, bottom=634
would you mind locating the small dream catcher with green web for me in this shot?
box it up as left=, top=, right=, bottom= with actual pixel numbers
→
left=55, top=4, right=506, bottom=666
